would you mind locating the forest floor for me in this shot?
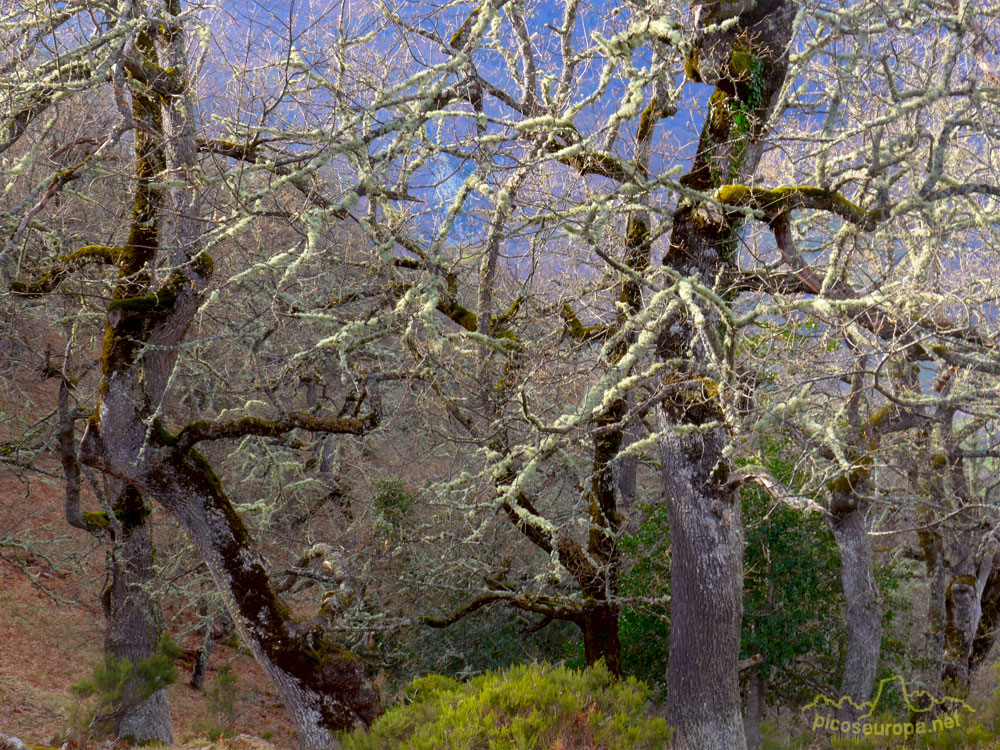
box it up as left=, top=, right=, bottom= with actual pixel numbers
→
left=0, top=469, right=297, bottom=749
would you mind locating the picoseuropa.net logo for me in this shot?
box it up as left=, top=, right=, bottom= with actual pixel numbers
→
left=802, top=675, right=975, bottom=740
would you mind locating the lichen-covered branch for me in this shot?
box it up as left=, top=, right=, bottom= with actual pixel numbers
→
left=174, top=411, right=376, bottom=452
left=58, top=378, right=110, bottom=535
left=0, top=60, right=91, bottom=155
left=716, top=184, right=887, bottom=230
left=11, top=245, right=125, bottom=296
left=560, top=303, right=607, bottom=341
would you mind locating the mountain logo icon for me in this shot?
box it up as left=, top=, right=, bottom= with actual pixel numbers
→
left=803, top=675, right=974, bottom=740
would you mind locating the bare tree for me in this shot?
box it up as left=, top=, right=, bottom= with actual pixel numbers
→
left=2, top=1, right=383, bottom=747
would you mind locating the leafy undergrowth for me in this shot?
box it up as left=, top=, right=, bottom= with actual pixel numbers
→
left=338, top=661, right=671, bottom=750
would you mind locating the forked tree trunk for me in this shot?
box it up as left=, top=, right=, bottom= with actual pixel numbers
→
left=62, top=388, right=173, bottom=743
left=79, top=372, right=380, bottom=750
left=939, top=542, right=995, bottom=693
left=20, top=0, right=381, bottom=746
left=659, top=2, right=796, bottom=747
left=917, top=430, right=995, bottom=695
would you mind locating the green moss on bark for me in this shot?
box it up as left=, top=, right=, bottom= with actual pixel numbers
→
left=636, top=97, right=659, bottom=144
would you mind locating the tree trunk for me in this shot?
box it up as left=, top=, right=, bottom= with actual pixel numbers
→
left=580, top=605, right=623, bottom=676
left=918, top=429, right=992, bottom=695
left=103, top=482, right=173, bottom=744
left=189, top=601, right=217, bottom=691
left=828, top=497, right=881, bottom=727
left=919, top=527, right=948, bottom=682
left=938, top=540, right=995, bottom=694
left=62, top=383, right=174, bottom=742
left=82, top=418, right=380, bottom=750
left=660, top=425, right=745, bottom=750
left=918, top=525, right=999, bottom=695
left=744, top=667, right=765, bottom=750
left=658, top=3, right=796, bottom=747
left=970, top=554, right=1000, bottom=672
left=942, top=570, right=979, bottom=691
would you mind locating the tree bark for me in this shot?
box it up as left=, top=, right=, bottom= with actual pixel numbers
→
left=102, top=482, right=173, bottom=744
left=919, top=527, right=948, bottom=682
left=942, top=569, right=979, bottom=691
left=970, top=554, right=1000, bottom=673
left=919, top=417, right=991, bottom=695
left=744, top=667, right=765, bottom=750
left=81, top=422, right=381, bottom=749
left=580, top=604, right=623, bottom=676
left=916, top=535, right=998, bottom=696
left=937, top=539, right=994, bottom=693
left=828, top=495, right=881, bottom=727
left=659, top=2, right=796, bottom=747
left=660, top=426, right=744, bottom=750
left=62, top=384, right=174, bottom=742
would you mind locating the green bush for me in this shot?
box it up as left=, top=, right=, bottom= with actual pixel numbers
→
left=339, top=661, right=671, bottom=750
left=205, top=662, right=239, bottom=739
left=66, top=633, right=179, bottom=741
left=373, top=479, right=416, bottom=528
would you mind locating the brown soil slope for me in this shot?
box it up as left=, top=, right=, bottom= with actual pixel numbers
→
left=0, top=471, right=296, bottom=748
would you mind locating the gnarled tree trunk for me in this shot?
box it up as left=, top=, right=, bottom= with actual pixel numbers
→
left=81, top=406, right=381, bottom=749
left=63, top=2, right=383, bottom=746
left=937, top=538, right=995, bottom=694
left=102, top=482, right=173, bottom=743
left=659, top=2, right=796, bottom=747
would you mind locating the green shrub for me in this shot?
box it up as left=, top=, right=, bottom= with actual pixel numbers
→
left=339, top=661, right=671, bottom=750
left=373, top=479, right=416, bottom=527
left=201, top=662, right=240, bottom=740
left=66, top=633, right=179, bottom=741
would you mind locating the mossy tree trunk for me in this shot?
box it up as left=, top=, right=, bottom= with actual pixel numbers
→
left=62, top=431, right=172, bottom=743
left=919, top=530, right=1000, bottom=696
left=917, top=409, right=998, bottom=696
left=659, top=2, right=796, bottom=748
left=102, top=482, right=173, bottom=743
left=934, top=531, right=996, bottom=694
left=919, top=525, right=948, bottom=682
left=52, top=22, right=176, bottom=742
left=10, top=2, right=384, bottom=747
left=79, top=433, right=382, bottom=746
